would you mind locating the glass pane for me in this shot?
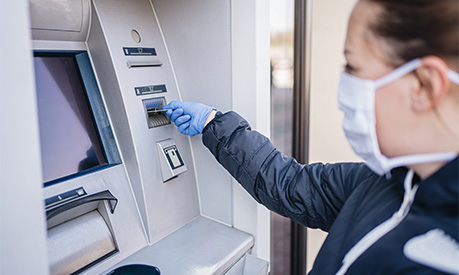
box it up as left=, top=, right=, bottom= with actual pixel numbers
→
left=34, top=55, right=107, bottom=183
left=271, top=0, right=294, bottom=157
left=270, top=0, right=294, bottom=274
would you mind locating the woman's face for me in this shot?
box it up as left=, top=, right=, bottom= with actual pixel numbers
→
left=344, top=1, right=421, bottom=158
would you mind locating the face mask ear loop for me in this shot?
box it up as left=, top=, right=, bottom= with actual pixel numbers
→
left=447, top=70, right=459, bottom=85
left=374, top=59, right=422, bottom=89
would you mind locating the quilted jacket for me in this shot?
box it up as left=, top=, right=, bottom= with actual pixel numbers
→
left=202, top=111, right=459, bottom=274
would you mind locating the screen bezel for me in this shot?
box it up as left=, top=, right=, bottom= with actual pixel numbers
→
left=34, top=51, right=121, bottom=187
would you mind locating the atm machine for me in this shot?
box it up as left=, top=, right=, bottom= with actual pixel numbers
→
left=0, top=0, right=270, bottom=274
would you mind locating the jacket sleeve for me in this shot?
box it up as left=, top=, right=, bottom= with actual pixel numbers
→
left=202, top=111, right=374, bottom=231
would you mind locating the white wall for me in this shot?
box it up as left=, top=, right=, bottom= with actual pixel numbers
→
left=231, top=0, right=272, bottom=263
left=307, top=0, right=359, bottom=271
left=0, top=0, right=49, bottom=274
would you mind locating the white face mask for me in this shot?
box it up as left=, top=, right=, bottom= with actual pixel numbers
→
left=338, top=58, right=459, bottom=176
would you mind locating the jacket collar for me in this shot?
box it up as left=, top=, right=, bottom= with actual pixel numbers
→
left=391, top=157, right=458, bottom=214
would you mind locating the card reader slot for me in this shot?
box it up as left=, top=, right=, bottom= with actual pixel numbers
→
left=143, top=97, right=170, bottom=128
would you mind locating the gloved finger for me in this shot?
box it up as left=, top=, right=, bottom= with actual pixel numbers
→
left=178, top=122, right=191, bottom=135
left=165, top=109, right=173, bottom=117
left=163, top=100, right=185, bottom=111
left=170, top=108, right=184, bottom=122
left=174, top=115, right=191, bottom=127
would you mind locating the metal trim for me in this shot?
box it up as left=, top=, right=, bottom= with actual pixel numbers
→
left=291, top=0, right=313, bottom=273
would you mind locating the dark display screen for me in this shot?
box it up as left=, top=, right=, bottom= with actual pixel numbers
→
left=34, top=55, right=107, bottom=183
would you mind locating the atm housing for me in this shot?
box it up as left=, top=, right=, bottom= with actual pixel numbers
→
left=30, top=0, right=269, bottom=274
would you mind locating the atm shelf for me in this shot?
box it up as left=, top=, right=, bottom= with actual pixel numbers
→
left=106, top=217, right=258, bottom=274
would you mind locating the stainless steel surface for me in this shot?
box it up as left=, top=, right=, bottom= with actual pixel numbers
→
left=109, top=217, right=255, bottom=275
left=8, top=1, right=270, bottom=274
left=48, top=211, right=116, bottom=275
left=226, top=254, right=269, bottom=275
left=89, top=0, right=200, bottom=244
left=43, top=165, right=147, bottom=274
left=30, top=0, right=84, bottom=32
left=152, top=0, right=234, bottom=225
left=125, top=51, right=163, bottom=68
left=30, top=0, right=90, bottom=41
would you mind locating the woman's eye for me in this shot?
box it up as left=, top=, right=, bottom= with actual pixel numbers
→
left=344, top=63, right=354, bottom=72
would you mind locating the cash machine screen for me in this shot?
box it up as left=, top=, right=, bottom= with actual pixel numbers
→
left=34, top=54, right=108, bottom=184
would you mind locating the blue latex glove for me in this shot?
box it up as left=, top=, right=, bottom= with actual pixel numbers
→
left=163, top=101, right=215, bottom=136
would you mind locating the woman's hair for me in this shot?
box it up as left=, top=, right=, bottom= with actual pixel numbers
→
left=363, top=0, right=458, bottom=68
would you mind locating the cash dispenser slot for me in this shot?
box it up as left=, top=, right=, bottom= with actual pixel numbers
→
left=46, top=190, right=118, bottom=220
left=143, top=97, right=170, bottom=128
left=46, top=190, right=118, bottom=275
left=124, top=47, right=162, bottom=68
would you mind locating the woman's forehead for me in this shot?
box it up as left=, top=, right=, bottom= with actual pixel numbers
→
left=345, top=2, right=387, bottom=60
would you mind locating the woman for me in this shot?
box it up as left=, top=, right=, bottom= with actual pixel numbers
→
left=164, top=0, right=459, bottom=273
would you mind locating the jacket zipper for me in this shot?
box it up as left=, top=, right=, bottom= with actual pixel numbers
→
left=335, top=170, right=418, bottom=275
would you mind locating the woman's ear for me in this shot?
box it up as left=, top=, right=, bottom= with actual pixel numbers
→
left=411, top=56, right=451, bottom=112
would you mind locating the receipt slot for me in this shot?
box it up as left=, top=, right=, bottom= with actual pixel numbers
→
left=157, top=139, right=187, bottom=182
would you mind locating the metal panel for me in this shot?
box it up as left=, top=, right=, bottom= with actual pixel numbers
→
left=30, top=0, right=91, bottom=41
left=107, top=217, right=254, bottom=275
left=48, top=211, right=116, bottom=275
left=230, top=0, right=272, bottom=263
left=151, top=0, right=234, bottom=225
left=31, top=0, right=83, bottom=32
left=291, top=0, right=312, bottom=273
left=0, top=0, right=49, bottom=274
left=90, top=0, right=201, bottom=244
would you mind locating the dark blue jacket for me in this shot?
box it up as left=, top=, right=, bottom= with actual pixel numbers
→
left=202, top=111, right=459, bottom=274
